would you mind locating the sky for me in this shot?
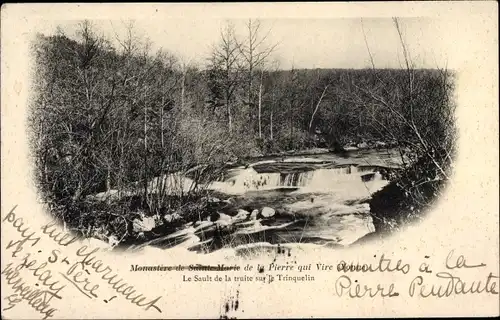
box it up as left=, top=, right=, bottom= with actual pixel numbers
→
left=38, top=16, right=459, bottom=70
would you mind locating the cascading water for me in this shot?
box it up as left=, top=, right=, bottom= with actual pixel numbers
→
left=280, top=171, right=315, bottom=187
left=131, top=149, right=403, bottom=252
left=215, top=163, right=385, bottom=194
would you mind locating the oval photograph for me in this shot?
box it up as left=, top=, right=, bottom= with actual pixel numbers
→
left=28, top=18, right=456, bottom=254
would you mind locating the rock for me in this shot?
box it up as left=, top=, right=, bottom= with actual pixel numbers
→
left=164, top=213, right=181, bottom=223
left=153, top=214, right=164, bottom=226
left=250, top=209, right=259, bottom=220
left=108, top=234, right=120, bottom=247
left=216, top=213, right=232, bottom=227
left=357, top=142, right=369, bottom=149
left=133, top=216, right=156, bottom=232
left=232, top=209, right=249, bottom=222
left=208, top=197, right=220, bottom=203
left=218, top=213, right=232, bottom=222
left=361, top=173, right=376, bottom=182
left=260, top=207, right=275, bottom=218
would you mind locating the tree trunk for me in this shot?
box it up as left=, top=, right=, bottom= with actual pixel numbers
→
left=106, top=166, right=111, bottom=191
left=226, top=96, right=232, bottom=134
left=248, top=64, right=253, bottom=124
left=72, top=180, right=82, bottom=202
left=160, top=99, right=164, bottom=148
left=309, top=85, right=329, bottom=132
left=270, top=110, right=273, bottom=140
left=181, top=69, right=186, bottom=109
left=106, top=166, right=112, bottom=205
left=117, top=103, right=129, bottom=198
left=118, top=143, right=124, bottom=198
left=258, top=72, right=263, bottom=139
left=143, top=102, right=148, bottom=205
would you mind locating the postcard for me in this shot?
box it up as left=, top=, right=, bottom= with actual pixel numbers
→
left=1, top=2, right=498, bottom=319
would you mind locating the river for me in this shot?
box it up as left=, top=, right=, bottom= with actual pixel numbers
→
left=135, top=148, right=403, bottom=254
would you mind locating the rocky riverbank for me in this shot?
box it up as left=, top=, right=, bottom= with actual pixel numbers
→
left=66, top=148, right=404, bottom=252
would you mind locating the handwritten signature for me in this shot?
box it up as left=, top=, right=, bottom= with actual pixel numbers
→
left=1, top=262, right=59, bottom=319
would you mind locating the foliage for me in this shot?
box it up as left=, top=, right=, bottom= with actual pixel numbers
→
left=28, top=22, right=255, bottom=238
left=28, top=19, right=457, bottom=243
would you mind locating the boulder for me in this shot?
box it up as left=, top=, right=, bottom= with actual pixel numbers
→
left=232, top=209, right=249, bottom=222
left=218, top=213, right=232, bottom=222
left=361, top=173, right=376, bottom=182
left=132, top=216, right=156, bottom=232
left=260, top=207, right=275, bottom=218
left=216, top=213, right=232, bottom=227
left=250, top=209, right=259, bottom=220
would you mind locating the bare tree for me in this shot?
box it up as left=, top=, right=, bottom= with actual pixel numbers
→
left=178, top=58, right=195, bottom=110
left=308, top=85, right=329, bottom=132
left=235, top=19, right=279, bottom=136
left=258, top=69, right=264, bottom=138
left=209, top=22, right=241, bottom=133
left=351, top=17, right=455, bottom=179
left=266, top=59, right=282, bottom=141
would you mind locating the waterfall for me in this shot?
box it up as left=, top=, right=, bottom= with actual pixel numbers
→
left=218, top=164, right=385, bottom=193
left=280, top=171, right=315, bottom=187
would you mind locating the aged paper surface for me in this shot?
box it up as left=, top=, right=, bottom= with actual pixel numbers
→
left=1, top=2, right=499, bottom=319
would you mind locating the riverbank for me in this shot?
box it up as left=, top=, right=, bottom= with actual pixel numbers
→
left=64, top=148, right=402, bottom=252
left=368, top=153, right=450, bottom=234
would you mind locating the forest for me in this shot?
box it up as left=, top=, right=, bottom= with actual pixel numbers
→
left=29, top=19, right=456, bottom=248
